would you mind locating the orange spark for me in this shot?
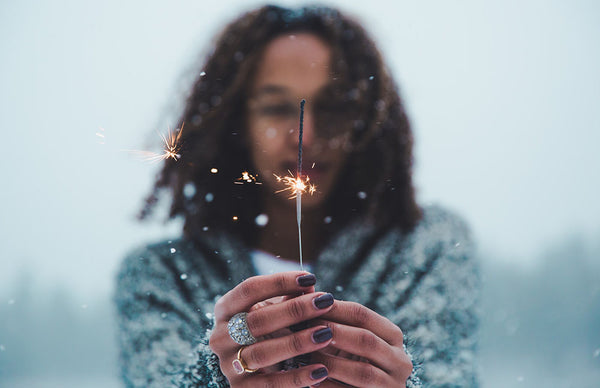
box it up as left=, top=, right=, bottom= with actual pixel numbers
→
left=234, top=171, right=262, bottom=185
left=273, top=170, right=316, bottom=199
left=125, top=124, right=185, bottom=163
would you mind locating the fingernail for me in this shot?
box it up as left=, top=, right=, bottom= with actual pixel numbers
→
left=311, top=367, right=328, bottom=380
left=313, top=293, right=333, bottom=309
left=297, top=274, right=316, bottom=287
left=311, top=327, right=332, bottom=344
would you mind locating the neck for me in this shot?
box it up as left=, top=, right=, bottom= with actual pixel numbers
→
left=256, top=196, right=325, bottom=264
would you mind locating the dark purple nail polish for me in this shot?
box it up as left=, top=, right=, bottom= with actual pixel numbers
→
left=297, top=274, right=316, bottom=287
left=312, top=327, right=332, bottom=344
left=313, top=293, right=333, bottom=309
left=311, top=367, right=328, bottom=380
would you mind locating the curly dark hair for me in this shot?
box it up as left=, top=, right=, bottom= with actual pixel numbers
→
left=140, top=4, right=422, bottom=247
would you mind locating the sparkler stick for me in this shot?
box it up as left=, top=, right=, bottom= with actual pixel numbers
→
left=273, top=100, right=314, bottom=270
left=297, top=99, right=306, bottom=271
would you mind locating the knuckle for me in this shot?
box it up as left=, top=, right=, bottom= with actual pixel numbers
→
left=208, top=328, right=225, bottom=353
left=356, top=363, right=375, bottom=385
left=208, top=332, right=217, bottom=352
left=387, top=317, right=404, bottom=344
left=404, top=358, right=414, bottom=376
left=246, top=312, right=263, bottom=335
left=247, top=346, right=267, bottom=366
left=399, top=351, right=414, bottom=379
left=326, top=322, right=338, bottom=337
left=237, top=278, right=256, bottom=300
left=288, top=333, right=305, bottom=354
left=286, top=299, right=306, bottom=321
left=213, top=298, right=228, bottom=321
left=261, top=378, right=279, bottom=388
left=274, top=273, right=288, bottom=293
left=292, top=372, right=304, bottom=387
left=327, top=300, right=340, bottom=314
left=357, top=330, right=377, bottom=350
left=214, top=297, right=225, bottom=313
left=396, top=326, right=405, bottom=344
left=320, top=355, right=335, bottom=372
left=350, top=302, right=371, bottom=327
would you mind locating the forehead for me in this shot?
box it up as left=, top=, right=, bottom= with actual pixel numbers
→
left=251, top=33, right=332, bottom=98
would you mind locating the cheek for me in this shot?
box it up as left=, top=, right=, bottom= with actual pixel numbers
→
left=251, top=135, right=285, bottom=161
left=249, top=125, right=287, bottom=157
left=248, top=132, right=285, bottom=176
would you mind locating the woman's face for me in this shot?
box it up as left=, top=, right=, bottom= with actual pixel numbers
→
left=247, top=33, right=351, bottom=208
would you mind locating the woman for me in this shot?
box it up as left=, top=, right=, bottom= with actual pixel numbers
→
left=115, top=5, right=479, bottom=387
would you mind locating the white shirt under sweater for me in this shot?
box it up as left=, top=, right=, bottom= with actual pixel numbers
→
left=250, top=249, right=313, bottom=275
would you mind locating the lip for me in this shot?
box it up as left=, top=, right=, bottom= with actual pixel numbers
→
left=280, top=160, right=329, bottom=174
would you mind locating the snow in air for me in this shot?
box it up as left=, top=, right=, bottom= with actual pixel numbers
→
left=255, top=213, right=269, bottom=226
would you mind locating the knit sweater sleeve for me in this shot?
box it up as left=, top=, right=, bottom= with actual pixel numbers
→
left=114, top=244, right=230, bottom=387
left=383, top=208, right=480, bottom=387
left=405, top=215, right=479, bottom=387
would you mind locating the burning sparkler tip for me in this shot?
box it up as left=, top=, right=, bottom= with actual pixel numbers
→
left=273, top=171, right=316, bottom=199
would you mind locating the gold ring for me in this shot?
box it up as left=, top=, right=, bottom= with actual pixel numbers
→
left=232, top=346, right=258, bottom=374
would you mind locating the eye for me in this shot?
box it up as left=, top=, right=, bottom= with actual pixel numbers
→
left=314, top=99, right=363, bottom=138
left=258, top=103, right=297, bottom=117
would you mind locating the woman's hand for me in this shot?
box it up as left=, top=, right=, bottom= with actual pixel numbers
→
left=311, top=300, right=413, bottom=388
left=209, top=271, right=334, bottom=387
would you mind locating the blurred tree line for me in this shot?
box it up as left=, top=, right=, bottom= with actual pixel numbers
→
left=479, top=235, right=600, bottom=386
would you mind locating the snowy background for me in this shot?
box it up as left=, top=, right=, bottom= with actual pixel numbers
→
left=1, top=0, right=599, bottom=386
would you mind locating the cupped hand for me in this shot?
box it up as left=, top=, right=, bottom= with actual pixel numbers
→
left=209, top=271, right=335, bottom=387
left=311, top=300, right=413, bottom=388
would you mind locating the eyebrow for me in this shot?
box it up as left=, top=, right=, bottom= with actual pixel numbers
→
left=251, top=84, right=290, bottom=98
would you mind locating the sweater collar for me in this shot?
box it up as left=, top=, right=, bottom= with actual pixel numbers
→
left=197, top=218, right=386, bottom=304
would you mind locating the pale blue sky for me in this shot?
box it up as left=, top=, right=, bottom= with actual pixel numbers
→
left=1, top=0, right=599, bottom=298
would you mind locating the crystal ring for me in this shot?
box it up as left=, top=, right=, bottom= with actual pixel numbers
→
left=232, top=346, right=258, bottom=374
left=227, top=312, right=257, bottom=345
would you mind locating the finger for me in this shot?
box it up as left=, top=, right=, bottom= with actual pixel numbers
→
left=309, top=379, right=348, bottom=388
left=249, top=296, right=287, bottom=311
left=319, top=321, right=399, bottom=373
left=249, top=286, right=316, bottom=311
left=240, top=325, right=333, bottom=370
left=319, top=300, right=404, bottom=346
left=246, top=292, right=334, bottom=338
left=311, top=352, right=396, bottom=388
left=229, top=365, right=329, bottom=387
left=214, top=272, right=317, bottom=321
left=322, top=346, right=368, bottom=362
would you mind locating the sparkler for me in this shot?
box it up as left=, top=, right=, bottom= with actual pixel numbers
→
left=124, top=124, right=185, bottom=163
left=235, top=171, right=262, bottom=185
left=273, top=99, right=314, bottom=271
left=273, top=171, right=315, bottom=198
left=296, top=99, right=306, bottom=271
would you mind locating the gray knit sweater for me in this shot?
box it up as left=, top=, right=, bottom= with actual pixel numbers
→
left=114, top=205, right=479, bottom=387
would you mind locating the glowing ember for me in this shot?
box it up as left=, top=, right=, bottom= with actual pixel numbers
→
left=234, top=171, right=262, bottom=185
left=273, top=170, right=316, bottom=199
